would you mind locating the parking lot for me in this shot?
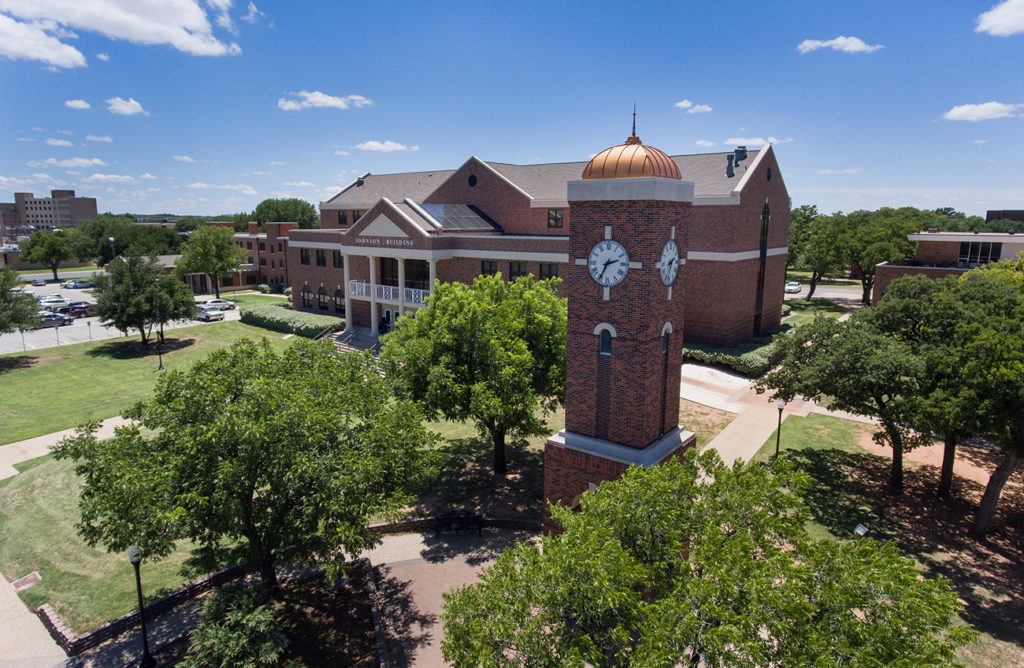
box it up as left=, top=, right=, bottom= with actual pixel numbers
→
left=1, top=284, right=242, bottom=355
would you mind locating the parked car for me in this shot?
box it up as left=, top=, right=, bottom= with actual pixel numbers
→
left=70, top=280, right=95, bottom=289
left=204, top=298, right=236, bottom=311
left=784, top=281, right=802, bottom=294
left=32, top=277, right=46, bottom=286
left=38, top=311, right=74, bottom=327
left=196, top=305, right=225, bottom=322
left=41, top=299, right=72, bottom=312
left=68, top=302, right=95, bottom=317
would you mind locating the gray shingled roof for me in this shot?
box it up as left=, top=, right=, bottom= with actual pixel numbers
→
left=322, top=170, right=455, bottom=209
left=320, top=149, right=761, bottom=208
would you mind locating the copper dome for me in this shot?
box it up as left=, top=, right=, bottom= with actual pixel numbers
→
left=582, top=132, right=681, bottom=181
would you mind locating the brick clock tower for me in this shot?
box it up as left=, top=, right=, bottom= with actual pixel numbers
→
left=544, top=128, right=698, bottom=515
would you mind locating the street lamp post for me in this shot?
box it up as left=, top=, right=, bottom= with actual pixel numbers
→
left=128, top=546, right=156, bottom=668
left=774, top=398, right=786, bottom=458
left=108, top=236, right=116, bottom=263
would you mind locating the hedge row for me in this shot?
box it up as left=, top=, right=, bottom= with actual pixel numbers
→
left=239, top=303, right=344, bottom=338
left=681, top=335, right=783, bottom=378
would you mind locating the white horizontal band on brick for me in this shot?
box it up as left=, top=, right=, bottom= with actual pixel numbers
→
left=692, top=194, right=741, bottom=206
left=910, top=233, right=1024, bottom=243
left=288, top=242, right=570, bottom=264
left=288, top=240, right=343, bottom=250
left=453, top=249, right=568, bottom=263
left=688, top=246, right=788, bottom=262
left=550, top=428, right=695, bottom=468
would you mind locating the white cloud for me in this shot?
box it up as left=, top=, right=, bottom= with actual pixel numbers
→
left=687, top=104, right=712, bottom=114
left=96, top=52, right=109, bottom=61
left=173, top=154, right=197, bottom=163
left=57, top=129, right=73, bottom=135
left=695, top=139, right=715, bottom=147
left=242, top=2, right=265, bottom=23
left=283, top=180, right=314, bottom=187
left=725, top=137, right=768, bottom=146
left=31, top=172, right=53, bottom=180
left=0, top=1, right=242, bottom=69
left=251, top=170, right=271, bottom=175
left=186, top=181, right=258, bottom=196
left=974, top=139, right=991, bottom=144
left=64, top=170, right=82, bottom=176
left=277, top=90, right=372, bottom=111
left=34, top=157, right=107, bottom=168
left=767, top=136, right=795, bottom=144
left=333, top=150, right=349, bottom=156
left=86, top=134, right=112, bottom=142
left=674, top=99, right=693, bottom=109
left=353, top=140, right=419, bottom=152
left=84, top=172, right=136, bottom=183
left=943, top=101, right=1022, bottom=121
left=0, top=13, right=86, bottom=68
left=65, top=98, right=91, bottom=109
left=268, top=160, right=285, bottom=166
left=46, top=138, right=73, bottom=146
left=0, top=175, right=34, bottom=189
left=139, top=172, right=156, bottom=179
left=976, top=0, right=1024, bottom=36
left=106, top=96, right=148, bottom=115
left=17, top=137, right=35, bottom=142
left=819, top=167, right=864, bottom=175
left=797, top=35, right=883, bottom=54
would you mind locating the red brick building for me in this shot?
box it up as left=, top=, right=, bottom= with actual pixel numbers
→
left=872, top=229, right=1024, bottom=304
left=286, top=137, right=790, bottom=345
left=232, top=221, right=298, bottom=289
left=0, top=190, right=98, bottom=239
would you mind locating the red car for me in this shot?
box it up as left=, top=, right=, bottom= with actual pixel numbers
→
left=68, top=302, right=95, bottom=318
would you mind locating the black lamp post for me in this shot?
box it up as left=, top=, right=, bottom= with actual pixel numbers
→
left=128, top=546, right=156, bottom=667
left=108, top=236, right=116, bottom=263
left=774, top=398, right=786, bottom=458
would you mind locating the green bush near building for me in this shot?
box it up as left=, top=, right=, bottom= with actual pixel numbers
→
left=681, top=334, right=783, bottom=377
left=239, top=303, right=343, bottom=338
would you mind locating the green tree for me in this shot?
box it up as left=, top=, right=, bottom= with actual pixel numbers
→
left=381, top=274, right=566, bottom=474
left=174, top=217, right=204, bottom=234
left=797, top=212, right=847, bottom=300
left=0, top=266, right=39, bottom=335
left=174, top=225, right=245, bottom=298
left=93, top=254, right=164, bottom=344
left=786, top=204, right=818, bottom=269
left=184, top=583, right=286, bottom=668
left=19, top=229, right=78, bottom=280
left=144, top=273, right=198, bottom=344
left=54, top=339, right=431, bottom=591
left=758, top=316, right=928, bottom=491
left=77, top=214, right=179, bottom=265
left=442, top=450, right=974, bottom=667
left=841, top=208, right=921, bottom=304
left=251, top=198, right=318, bottom=229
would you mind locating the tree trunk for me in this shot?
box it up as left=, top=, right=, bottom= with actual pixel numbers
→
left=806, top=271, right=820, bottom=301
left=970, top=450, right=1019, bottom=538
left=51, top=264, right=60, bottom=281
left=937, top=433, right=957, bottom=498
left=861, top=277, right=873, bottom=305
left=492, top=429, right=507, bottom=475
left=137, top=326, right=149, bottom=345
left=888, top=441, right=903, bottom=492
left=259, top=551, right=280, bottom=593
left=213, top=274, right=221, bottom=299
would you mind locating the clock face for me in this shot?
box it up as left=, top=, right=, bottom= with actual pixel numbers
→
left=659, top=240, right=679, bottom=286
left=587, top=240, right=629, bottom=287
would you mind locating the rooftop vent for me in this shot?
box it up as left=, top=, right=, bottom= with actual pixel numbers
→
left=726, top=154, right=735, bottom=178
left=928, top=226, right=938, bottom=233
left=734, top=146, right=748, bottom=162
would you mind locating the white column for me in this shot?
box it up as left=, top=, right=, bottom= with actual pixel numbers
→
left=398, top=258, right=406, bottom=317
left=429, top=259, right=437, bottom=288
left=342, top=253, right=352, bottom=332
left=369, top=256, right=379, bottom=336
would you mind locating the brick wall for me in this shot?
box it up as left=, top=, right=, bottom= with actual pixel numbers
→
left=872, top=263, right=967, bottom=304
left=915, top=240, right=959, bottom=264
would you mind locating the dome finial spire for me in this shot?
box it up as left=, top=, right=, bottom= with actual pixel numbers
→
left=626, top=103, right=642, bottom=145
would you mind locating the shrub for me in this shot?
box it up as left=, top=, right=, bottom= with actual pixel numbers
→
left=184, top=584, right=286, bottom=668
left=257, top=283, right=271, bottom=294
left=781, top=302, right=792, bottom=317
left=240, top=303, right=344, bottom=338
left=681, top=334, right=784, bottom=378
left=284, top=287, right=292, bottom=298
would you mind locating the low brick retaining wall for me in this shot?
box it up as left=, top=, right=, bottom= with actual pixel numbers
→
left=369, top=514, right=542, bottom=535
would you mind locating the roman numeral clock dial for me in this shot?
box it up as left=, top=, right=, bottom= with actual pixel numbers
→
left=587, top=240, right=629, bottom=287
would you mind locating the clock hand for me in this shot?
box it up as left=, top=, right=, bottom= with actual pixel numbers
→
left=599, top=257, right=615, bottom=279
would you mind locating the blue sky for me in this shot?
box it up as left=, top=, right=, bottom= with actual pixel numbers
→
left=2, top=0, right=1023, bottom=217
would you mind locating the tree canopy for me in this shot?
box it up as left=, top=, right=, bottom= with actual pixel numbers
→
left=0, top=266, right=39, bottom=335
left=93, top=254, right=194, bottom=345
left=77, top=213, right=181, bottom=265
left=54, top=338, right=432, bottom=591
left=442, top=449, right=974, bottom=667
left=19, top=228, right=79, bottom=280
left=174, top=224, right=246, bottom=298
left=381, top=274, right=566, bottom=474
left=251, top=198, right=318, bottom=229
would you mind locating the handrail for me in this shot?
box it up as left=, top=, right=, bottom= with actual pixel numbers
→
left=313, top=325, right=339, bottom=340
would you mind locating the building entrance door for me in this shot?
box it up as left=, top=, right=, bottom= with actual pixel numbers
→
left=382, top=308, right=400, bottom=333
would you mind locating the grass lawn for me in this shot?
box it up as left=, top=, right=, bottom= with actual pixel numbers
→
left=783, top=298, right=850, bottom=327
left=0, top=320, right=295, bottom=445
left=786, top=269, right=860, bottom=289
left=17, top=264, right=101, bottom=277
left=0, top=455, right=211, bottom=633
left=752, top=413, right=1024, bottom=666
left=679, top=398, right=734, bottom=448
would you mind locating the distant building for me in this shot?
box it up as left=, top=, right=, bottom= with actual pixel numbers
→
left=873, top=227, right=1024, bottom=304
left=986, top=209, right=1024, bottom=224
left=0, top=190, right=98, bottom=238
left=231, top=221, right=297, bottom=290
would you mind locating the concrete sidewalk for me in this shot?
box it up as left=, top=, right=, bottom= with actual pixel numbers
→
left=0, top=417, right=131, bottom=480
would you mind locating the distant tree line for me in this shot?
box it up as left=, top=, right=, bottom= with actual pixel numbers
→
left=225, top=198, right=319, bottom=232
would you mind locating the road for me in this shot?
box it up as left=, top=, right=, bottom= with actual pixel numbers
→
left=17, top=269, right=106, bottom=281
left=1, top=283, right=241, bottom=355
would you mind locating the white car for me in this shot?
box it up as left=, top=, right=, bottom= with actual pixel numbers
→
left=196, top=305, right=225, bottom=322
left=784, top=281, right=802, bottom=294
left=204, top=298, right=236, bottom=311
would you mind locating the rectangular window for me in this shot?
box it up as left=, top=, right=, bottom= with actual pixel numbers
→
left=547, top=209, right=564, bottom=228
left=958, top=241, right=1002, bottom=265
left=259, top=242, right=266, bottom=251
left=315, top=250, right=327, bottom=266
left=301, top=289, right=312, bottom=308
left=300, top=249, right=310, bottom=265
left=260, top=258, right=266, bottom=266
left=509, top=262, right=528, bottom=278
left=278, top=242, right=283, bottom=252
left=405, top=259, right=430, bottom=290
left=246, top=241, right=252, bottom=250
left=247, top=256, right=253, bottom=265
left=481, top=260, right=498, bottom=276
left=333, top=250, right=343, bottom=268
left=380, top=257, right=399, bottom=287
left=270, top=260, right=275, bottom=269
left=539, top=263, right=559, bottom=279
